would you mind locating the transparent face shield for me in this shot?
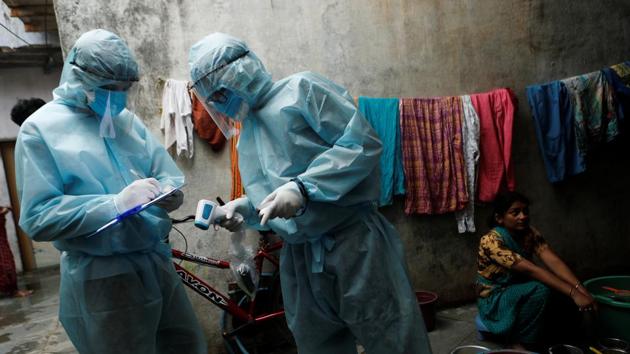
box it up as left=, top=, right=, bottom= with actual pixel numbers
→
left=190, top=87, right=238, bottom=139
left=86, top=82, right=139, bottom=138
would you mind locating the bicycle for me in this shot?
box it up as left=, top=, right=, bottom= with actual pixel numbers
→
left=169, top=209, right=297, bottom=354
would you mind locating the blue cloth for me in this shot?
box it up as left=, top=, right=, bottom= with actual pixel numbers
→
left=358, top=97, right=405, bottom=206
left=189, top=33, right=432, bottom=354
left=526, top=81, right=586, bottom=183
left=16, top=29, right=205, bottom=353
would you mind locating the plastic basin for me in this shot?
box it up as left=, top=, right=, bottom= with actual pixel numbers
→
left=584, top=276, right=630, bottom=342
left=548, top=344, right=583, bottom=354
left=450, top=345, right=491, bottom=354
left=416, top=290, right=438, bottom=332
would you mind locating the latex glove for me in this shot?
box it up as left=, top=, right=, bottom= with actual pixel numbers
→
left=154, top=185, right=184, bottom=212
left=218, top=197, right=252, bottom=232
left=258, top=182, right=304, bottom=226
left=114, top=178, right=161, bottom=213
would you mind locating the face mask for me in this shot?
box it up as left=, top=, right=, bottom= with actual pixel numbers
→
left=88, top=88, right=127, bottom=118
left=212, top=89, right=246, bottom=119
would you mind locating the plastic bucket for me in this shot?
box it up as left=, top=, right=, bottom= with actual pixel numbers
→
left=583, top=276, right=630, bottom=341
left=416, top=290, right=438, bottom=332
left=548, top=344, right=583, bottom=354
left=600, top=349, right=629, bottom=354
left=600, top=338, right=630, bottom=352
left=450, top=345, right=491, bottom=354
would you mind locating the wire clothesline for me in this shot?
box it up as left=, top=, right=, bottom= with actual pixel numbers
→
left=0, top=22, right=32, bottom=46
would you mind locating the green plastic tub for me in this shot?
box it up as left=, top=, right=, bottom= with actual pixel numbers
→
left=584, top=276, right=630, bottom=342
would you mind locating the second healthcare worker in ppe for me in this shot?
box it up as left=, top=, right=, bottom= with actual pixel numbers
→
left=15, top=29, right=206, bottom=354
left=189, top=33, right=432, bottom=354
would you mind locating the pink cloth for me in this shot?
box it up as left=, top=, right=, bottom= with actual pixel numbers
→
left=469, top=88, right=517, bottom=202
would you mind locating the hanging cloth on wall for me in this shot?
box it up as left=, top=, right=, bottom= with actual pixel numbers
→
left=160, top=79, right=194, bottom=158
left=603, top=61, right=630, bottom=132
left=455, top=95, right=480, bottom=233
left=190, top=90, right=227, bottom=152
left=400, top=96, right=468, bottom=215
left=230, top=122, right=244, bottom=200
left=0, top=208, right=18, bottom=295
left=469, top=88, right=517, bottom=203
left=526, top=81, right=585, bottom=183
left=561, top=71, right=619, bottom=155
left=358, top=97, right=405, bottom=206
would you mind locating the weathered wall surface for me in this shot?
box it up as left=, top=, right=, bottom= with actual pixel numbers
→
left=53, top=0, right=630, bottom=352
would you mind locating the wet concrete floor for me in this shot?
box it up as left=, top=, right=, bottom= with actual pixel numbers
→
left=1, top=266, right=500, bottom=354
left=0, top=267, right=74, bottom=354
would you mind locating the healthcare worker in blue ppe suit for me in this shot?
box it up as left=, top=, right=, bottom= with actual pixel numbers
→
left=15, top=29, right=206, bottom=354
left=189, top=33, right=432, bottom=354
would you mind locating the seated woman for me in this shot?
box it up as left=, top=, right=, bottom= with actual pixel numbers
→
left=476, top=192, right=596, bottom=349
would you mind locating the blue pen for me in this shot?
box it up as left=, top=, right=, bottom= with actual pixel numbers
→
left=86, top=169, right=147, bottom=238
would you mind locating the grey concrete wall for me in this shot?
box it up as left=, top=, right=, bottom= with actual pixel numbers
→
left=52, top=0, right=630, bottom=352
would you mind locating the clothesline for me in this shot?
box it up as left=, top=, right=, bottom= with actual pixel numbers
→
left=161, top=60, right=628, bottom=234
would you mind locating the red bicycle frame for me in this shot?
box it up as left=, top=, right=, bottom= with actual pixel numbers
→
left=171, top=239, right=284, bottom=337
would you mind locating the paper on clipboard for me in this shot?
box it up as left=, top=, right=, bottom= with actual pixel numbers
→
left=86, top=185, right=184, bottom=238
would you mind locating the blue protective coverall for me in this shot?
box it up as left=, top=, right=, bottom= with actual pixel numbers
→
left=189, top=33, right=432, bottom=354
left=15, top=29, right=206, bottom=354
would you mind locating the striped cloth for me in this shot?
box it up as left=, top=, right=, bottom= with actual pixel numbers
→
left=399, top=96, right=468, bottom=214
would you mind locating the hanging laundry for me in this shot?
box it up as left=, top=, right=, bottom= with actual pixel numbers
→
left=400, top=96, right=468, bottom=215
left=469, top=88, right=517, bottom=203
left=190, top=91, right=227, bottom=151
left=160, top=79, right=194, bottom=158
left=455, top=95, right=480, bottom=233
left=230, top=122, right=244, bottom=200
left=358, top=97, right=405, bottom=206
left=561, top=71, right=619, bottom=155
left=526, top=81, right=585, bottom=183
left=603, top=61, right=630, bottom=130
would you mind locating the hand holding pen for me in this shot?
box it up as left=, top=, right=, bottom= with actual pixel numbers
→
left=129, top=168, right=184, bottom=212
left=113, top=176, right=161, bottom=214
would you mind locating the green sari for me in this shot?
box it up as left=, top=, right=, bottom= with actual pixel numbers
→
left=477, top=226, right=551, bottom=343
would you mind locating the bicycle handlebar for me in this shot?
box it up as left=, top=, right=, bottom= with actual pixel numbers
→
left=171, top=215, right=195, bottom=224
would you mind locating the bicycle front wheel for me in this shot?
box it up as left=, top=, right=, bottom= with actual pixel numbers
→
left=222, top=273, right=296, bottom=354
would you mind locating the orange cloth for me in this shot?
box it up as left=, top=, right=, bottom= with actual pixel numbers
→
left=190, top=92, right=226, bottom=151
left=230, top=122, right=244, bottom=200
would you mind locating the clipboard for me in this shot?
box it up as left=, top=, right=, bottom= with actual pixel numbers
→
left=86, top=185, right=183, bottom=238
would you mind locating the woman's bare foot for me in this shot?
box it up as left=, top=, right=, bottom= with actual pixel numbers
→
left=13, top=289, right=33, bottom=297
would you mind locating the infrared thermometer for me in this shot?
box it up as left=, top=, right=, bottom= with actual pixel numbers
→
left=195, top=199, right=244, bottom=230
left=194, top=200, right=224, bottom=230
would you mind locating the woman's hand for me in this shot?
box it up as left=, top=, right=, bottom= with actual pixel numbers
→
left=571, top=290, right=597, bottom=311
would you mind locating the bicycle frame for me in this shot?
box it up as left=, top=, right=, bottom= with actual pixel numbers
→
left=171, top=239, right=285, bottom=337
